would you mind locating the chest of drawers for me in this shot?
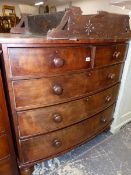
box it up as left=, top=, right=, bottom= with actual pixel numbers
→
left=0, top=37, right=128, bottom=175
left=0, top=68, right=18, bottom=175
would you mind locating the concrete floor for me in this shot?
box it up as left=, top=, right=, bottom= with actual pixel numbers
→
left=33, top=122, right=131, bottom=175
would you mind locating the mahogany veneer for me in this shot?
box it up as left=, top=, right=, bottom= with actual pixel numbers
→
left=0, top=70, right=18, bottom=175
left=9, top=47, right=91, bottom=77
left=0, top=36, right=128, bottom=175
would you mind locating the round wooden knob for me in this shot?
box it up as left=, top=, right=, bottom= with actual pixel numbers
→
left=87, top=72, right=92, bottom=77
left=53, top=84, right=63, bottom=95
left=101, top=117, right=107, bottom=123
left=108, top=73, right=115, bottom=80
left=113, top=51, right=120, bottom=59
left=105, top=96, right=111, bottom=102
left=52, top=139, right=62, bottom=148
left=53, top=57, right=64, bottom=68
left=53, top=114, right=63, bottom=123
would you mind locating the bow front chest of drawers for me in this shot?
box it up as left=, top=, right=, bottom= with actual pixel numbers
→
left=0, top=37, right=128, bottom=175
left=0, top=68, right=18, bottom=174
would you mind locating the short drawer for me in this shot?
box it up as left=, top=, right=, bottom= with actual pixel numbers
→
left=0, top=108, right=5, bottom=133
left=95, top=44, right=127, bottom=67
left=18, top=84, right=119, bottom=138
left=13, top=64, right=123, bottom=110
left=9, top=47, right=91, bottom=78
left=0, top=134, right=10, bottom=159
left=20, top=105, right=114, bottom=163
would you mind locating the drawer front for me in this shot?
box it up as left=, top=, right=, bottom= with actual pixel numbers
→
left=13, top=64, right=123, bottom=110
left=95, top=44, right=127, bottom=67
left=0, top=108, right=5, bottom=133
left=18, top=85, right=119, bottom=138
left=9, top=47, right=91, bottom=78
left=20, top=106, right=114, bottom=163
left=0, top=135, right=10, bottom=159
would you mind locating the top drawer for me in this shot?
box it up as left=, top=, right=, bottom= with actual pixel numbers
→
left=94, top=44, right=127, bottom=67
left=8, top=47, right=91, bottom=78
left=8, top=44, right=127, bottom=79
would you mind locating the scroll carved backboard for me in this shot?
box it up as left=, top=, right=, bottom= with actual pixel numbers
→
left=11, top=6, right=131, bottom=39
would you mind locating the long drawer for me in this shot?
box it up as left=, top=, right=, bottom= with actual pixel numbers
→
left=20, top=105, right=114, bottom=163
left=8, top=44, right=127, bottom=78
left=13, top=64, right=123, bottom=110
left=18, top=84, right=119, bottom=138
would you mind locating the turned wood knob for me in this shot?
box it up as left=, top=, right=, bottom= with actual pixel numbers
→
left=101, top=117, right=107, bottom=123
left=105, top=96, right=111, bottom=102
left=53, top=84, right=63, bottom=95
left=113, top=51, right=120, bottom=59
left=53, top=57, right=64, bottom=68
left=53, top=113, right=63, bottom=123
left=108, top=73, right=115, bottom=80
left=52, top=139, right=62, bottom=148
left=87, top=72, right=92, bottom=77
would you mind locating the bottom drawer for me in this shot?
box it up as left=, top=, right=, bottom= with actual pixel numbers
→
left=20, top=105, right=114, bottom=163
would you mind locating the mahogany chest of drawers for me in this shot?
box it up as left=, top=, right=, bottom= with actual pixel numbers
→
left=0, top=37, right=128, bottom=175
left=0, top=62, right=18, bottom=174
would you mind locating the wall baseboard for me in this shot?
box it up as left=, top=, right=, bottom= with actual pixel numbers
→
left=111, top=111, right=131, bottom=133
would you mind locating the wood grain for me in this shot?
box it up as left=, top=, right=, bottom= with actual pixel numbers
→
left=0, top=109, right=5, bottom=133
left=9, top=47, right=91, bottom=78
left=0, top=71, right=18, bottom=174
left=0, top=135, right=10, bottom=159
left=0, top=157, right=17, bottom=175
